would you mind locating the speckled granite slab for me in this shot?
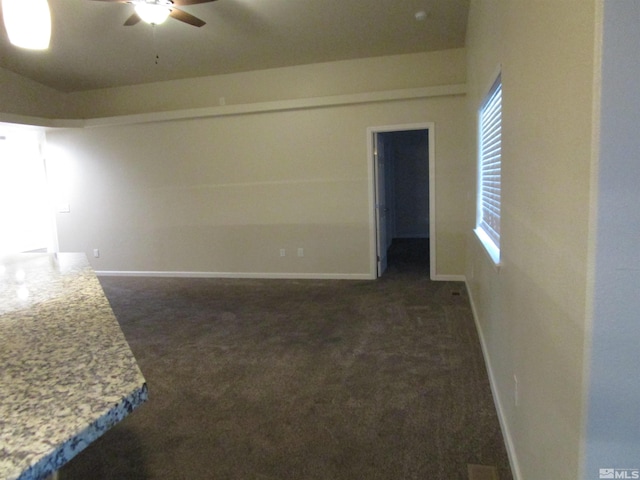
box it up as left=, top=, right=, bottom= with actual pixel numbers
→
left=0, top=253, right=148, bottom=480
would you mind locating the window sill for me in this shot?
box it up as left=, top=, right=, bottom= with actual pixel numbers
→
left=474, top=227, right=502, bottom=272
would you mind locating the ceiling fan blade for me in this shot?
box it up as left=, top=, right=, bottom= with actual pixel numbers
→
left=172, top=0, right=217, bottom=5
left=169, top=8, right=205, bottom=27
left=124, top=12, right=142, bottom=26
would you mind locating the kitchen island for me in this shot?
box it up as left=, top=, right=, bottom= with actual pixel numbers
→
left=0, top=253, right=148, bottom=480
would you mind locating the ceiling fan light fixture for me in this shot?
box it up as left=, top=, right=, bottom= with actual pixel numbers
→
left=135, top=2, right=171, bottom=25
left=2, top=0, right=51, bottom=50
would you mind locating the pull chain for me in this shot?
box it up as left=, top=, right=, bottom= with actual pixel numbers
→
left=152, top=24, right=159, bottom=65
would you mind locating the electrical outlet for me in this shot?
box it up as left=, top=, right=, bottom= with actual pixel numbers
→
left=93, top=249, right=100, bottom=258
left=280, top=248, right=286, bottom=257
left=297, top=248, right=304, bottom=257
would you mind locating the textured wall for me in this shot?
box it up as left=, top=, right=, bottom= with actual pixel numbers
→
left=65, top=49, right=466, bottom=118
left=583, top=1, right=640, bottom=477
left=45, top=52, right=469, bottom=277
left=465, top=1, right=597, bottom=478
left=0, top=67, right=73, bottom=119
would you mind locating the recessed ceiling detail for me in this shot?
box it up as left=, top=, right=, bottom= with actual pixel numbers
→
left=0, top=0, right=470, bottom=92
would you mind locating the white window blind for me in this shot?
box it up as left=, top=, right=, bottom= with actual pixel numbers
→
left=477, top=75, right=502, bottom=263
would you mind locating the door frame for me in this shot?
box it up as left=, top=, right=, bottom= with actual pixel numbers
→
left=373, top=132, right=389, bottom=276
left=367, top=122, right=435, bottom=279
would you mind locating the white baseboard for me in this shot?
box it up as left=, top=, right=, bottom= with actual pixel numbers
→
left=431, top=274, right=466, bottom=282
left=465, top=280, right=522, bottom=480
left=95, top=270, right=373, bottom=280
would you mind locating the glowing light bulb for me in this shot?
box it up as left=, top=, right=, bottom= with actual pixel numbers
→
left=135, top=3, right=171, bottom=25
left=2, top=0, right=51, bottom=50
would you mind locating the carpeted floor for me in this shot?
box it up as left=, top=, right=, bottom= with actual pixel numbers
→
left=60, top=239, right=512, bottom=480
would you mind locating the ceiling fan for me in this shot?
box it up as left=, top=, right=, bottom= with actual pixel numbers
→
left=89, top=0, right=217, bottom=27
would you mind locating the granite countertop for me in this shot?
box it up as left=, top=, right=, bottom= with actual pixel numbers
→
left=0, top=253, right=148, bottom=480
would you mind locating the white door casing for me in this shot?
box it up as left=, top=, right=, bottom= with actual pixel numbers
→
left=367, top=123, right=435, bottom=279
left=374, top=133, right=388, bottom=276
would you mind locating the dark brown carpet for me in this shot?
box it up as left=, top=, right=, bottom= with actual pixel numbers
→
left=59, top=239, right=512, bottom=480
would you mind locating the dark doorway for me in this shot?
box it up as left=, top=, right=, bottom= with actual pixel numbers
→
left=375, top=129, right=430, bottom=276
left=386, top=237, right=430, bottom=274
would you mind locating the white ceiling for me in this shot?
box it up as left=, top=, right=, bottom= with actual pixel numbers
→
left=0, top=0, right=469, bottom=93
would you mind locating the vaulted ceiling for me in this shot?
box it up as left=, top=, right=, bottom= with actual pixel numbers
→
left=0, top=0, right=469, bottom=93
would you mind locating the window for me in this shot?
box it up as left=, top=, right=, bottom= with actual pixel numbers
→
left=0, top=129, right=52, bottom=254
left=475, top=73, right=502, bottom=265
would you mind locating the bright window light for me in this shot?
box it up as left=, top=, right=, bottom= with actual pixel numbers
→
left=135, top=3, right=171, bottom=25
left=2, top=0, right=51, bottom=50
left=475, top=72, right=502, bottom=266
left=0, top=129, right=52, bottom=254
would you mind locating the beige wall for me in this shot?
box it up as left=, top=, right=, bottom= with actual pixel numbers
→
left=0, top=66, right=73, bottom=120
left=67, top=49, right=466, bottom=118
left=465, top=1, right=597, bottom=478
left=43, top=51, right=468, bottom=277
left=583, top=0, right=640, bottom=475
